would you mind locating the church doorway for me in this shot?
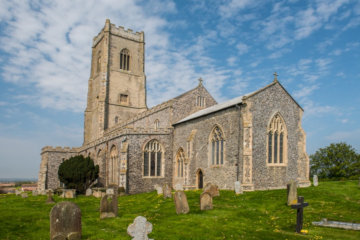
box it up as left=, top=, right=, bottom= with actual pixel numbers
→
left=197, top=169, right=203, bottom=189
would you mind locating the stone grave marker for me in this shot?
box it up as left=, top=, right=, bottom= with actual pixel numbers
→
left=234, top=181, right=243, bottom=195
left=127, top=216, right=153, bottom=240
left=50, top=201, right=81, bottom=240
left=21, top=193, right=28, bottom=198
left=174, top=183, right=183, bottom=191
left=291, top=196, right=309, bottom=233
left=287, top=181, right=297, bottom=206
left=163, top=183, right=172, bottom=199
left=92, top=188, right=105, bottom=198
left=200, top=192, right=213, bottom=210
left=32, top=190, right=38, bottom=196
left=203, top=183, right=220, bottom=197
left=312, top=218, right=360, bottom=231
left=174, top=191, right=189, bottom=214
left=106, top=188, right=114, bottom=195
left=46, top=190, right=55, bottom=204
left=313, top=175, right=318, bottom=187
left=100, top=194, right=118, bottom=219
left=85, top=188, right=92, bottom=196
left=154, top=184, right=163, bottom=195
left=63, top=189, right=76, bottom=199
left=15, top=189, right=22, bottom=196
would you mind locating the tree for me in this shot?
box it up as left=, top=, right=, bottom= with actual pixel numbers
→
left=310, top=142, right=360, bottom=179
left=58, top=155, right=99, bottom=193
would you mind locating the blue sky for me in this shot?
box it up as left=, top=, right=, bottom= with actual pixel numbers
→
left=0, top=0, right=359, bottom=179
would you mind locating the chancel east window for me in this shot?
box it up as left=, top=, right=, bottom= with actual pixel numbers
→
left=267, top=113, right=287, bottom=165
left=143, top=140, right=163, bottom=177
left=210, top=126, right=225, bottom=165
left=176, top=148, right=186, bottom=177
left=120, top=48, right=130, bottom=71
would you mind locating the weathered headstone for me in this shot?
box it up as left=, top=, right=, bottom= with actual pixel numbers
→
left=154, top=184, right=163, bottom=195
left=15, top=189, right=22, bottom=196
left=203, top=183, right=220, bottom=197
left=234, top=181, right=243, bottom=195
left=163, top=183, right=172, bottom=199
left=200, top=192, right=213, bottom=210
left=32, top=190, right=38, bottom=196
left=85, top=188, right=92, bottom=196
left=46, top=191, right=55, bottom=204
left=313, top=175, right=318, bottom=187
left=106, top=188, right=114, bottom=195
left=21, top=193, right=28, bottom=198
left=174, top=191, right=189, bottom=214
left=92, top=188, right=106, bottom=198
left=312, top=218, right=360, bottom=230
left=50, top=201, right=81, bottom=240
left=291, top=196, right=309, bottom=233
left=100, top=194, right=118, bottom=219
left=174, top=183, right=183, bottom=191
left=108, top=184, right=119, bottom=196
left=287, top=181, right=297, bottom=206
left=127, top=216, right=153, bottom=240
left=63, top=189, right=76, bottom=199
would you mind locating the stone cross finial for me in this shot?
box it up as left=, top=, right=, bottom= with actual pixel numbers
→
left=273, top=72, right=278, bottom=82
left=198, top=77, right=203, bottom=85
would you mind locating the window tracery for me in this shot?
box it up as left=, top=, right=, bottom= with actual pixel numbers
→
left=267, top=113, right=287, bottom=165
left=210, top=126, right=225, bottom=165
left=143, top=140, right=163, bottom=177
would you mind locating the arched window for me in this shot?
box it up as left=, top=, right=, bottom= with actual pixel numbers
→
left=109, top=145, right=118, bottom=184
left=143, top=140, right=163, bottom=177
left=210, top=126, right=225, bottom=165
left=120, top=48, right=130, bottom=71
left=154, top=119, right=160, bottom=130
left=267, top=113, right=287, bottom=165
left=176, top=148, right=186, bottom=177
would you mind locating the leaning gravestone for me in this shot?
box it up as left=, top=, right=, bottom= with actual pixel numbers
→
left=46, top=191, right=55, bottom=204
left=85, top=188, right=92, bottom=196
left=21, top=193, right=28, bottom=198
left=163, top=183, right=172, bottom=199
left=313, top=175, right=318, bottom=187
left=50, top=201, right=81, bottom=240
left=174, top=191, right=190, bottom=214
left=287, top=181, right=298, bottom=206
left=203, top=183, right=220, bottom=197
left=234, top=181, right=243, bottom=195
left=154, top=184, right=163, bottom=195
left=200, top=192, right=213, bottom=210
left=127, top=216, right=153, bottom=240
left=100, top=194, right=118, bottom=219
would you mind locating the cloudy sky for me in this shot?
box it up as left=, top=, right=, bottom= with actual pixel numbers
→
left=0, top=0, right=359, bottom=179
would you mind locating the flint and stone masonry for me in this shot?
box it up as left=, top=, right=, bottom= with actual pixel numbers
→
left=37, top=20, right=310, bottom=194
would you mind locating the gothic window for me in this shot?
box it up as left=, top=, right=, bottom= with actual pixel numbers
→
left=109, top=145, right=118, bottom=184
left=196, top=96, right=205, bottom=107
left=154, top=119, right=160, bottom=130
left=267, top=113, right=287, bottom=165
left=210, top=126, right=225, bottom=165
left=120, top=48, right=130, bottom=71
left=143, top=140, right=163, bottom=177
left=176, top=148, right=186, bottom=178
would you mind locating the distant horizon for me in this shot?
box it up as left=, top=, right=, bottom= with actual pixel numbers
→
left=0, top=178, right=37, bottom=183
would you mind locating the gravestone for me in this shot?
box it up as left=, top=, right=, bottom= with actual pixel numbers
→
left=92, top=188, right=105, bottom=198
left=174, top=183, right=183, bottom=191
left=32, top=190, right=38, bottom=196
left=200, top=192, right=213, bottom=210
left=291, top=196, right=309, bottom=233
left=203, top=183, right=220, bottom=197
left=106, top=188, right=114, bottom=195
left=154, top=184, right=163, bottom=195
left=313, top=175, right=318, bottom=187
left=127, top=216, right=153, bottom=240
left=108, top=184, right=119, bottom=196
left=85, top=188, right=92, bottom=196
left=46, top=191, right=55, bottom=204
left=234, top=181, right=243, bottom=195
left=100, top=194, right=118, bottom=219
left=287, top=181, right=297, bottom=206
left=174, top=191, right=189, bottom=214
left=312, top=218, right=360, bottom=230
left=15, top=189, right=22, bottom=196
left=63, top=189, right=76, bottom=199
left=50, top=201, right=81, bottom=240
left=21, top=193, right=28, bottom=198
left=163, top=183, right=172, bottom=199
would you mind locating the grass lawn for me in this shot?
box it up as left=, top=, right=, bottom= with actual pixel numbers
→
left=0, top=181, right=359, bottom=239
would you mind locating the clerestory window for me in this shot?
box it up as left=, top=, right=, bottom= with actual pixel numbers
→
left=267, top=113, right=287, bottom=165
left=120, top=48, right=130, bottom=71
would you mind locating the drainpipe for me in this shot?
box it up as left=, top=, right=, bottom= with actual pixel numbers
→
left=235, top=104, right=241, bottom=181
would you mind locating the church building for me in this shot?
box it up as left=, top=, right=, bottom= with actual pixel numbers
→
left=37, top=20, right=310, bottom=194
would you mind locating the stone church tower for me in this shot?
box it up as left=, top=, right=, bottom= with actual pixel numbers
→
left=84, top=19, right=147, bottom=144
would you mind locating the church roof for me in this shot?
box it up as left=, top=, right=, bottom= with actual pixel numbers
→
left=174, top=81, right=303, bottom=125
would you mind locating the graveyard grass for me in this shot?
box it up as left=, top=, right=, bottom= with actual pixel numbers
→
left=0, top=181, right=359, bottom=240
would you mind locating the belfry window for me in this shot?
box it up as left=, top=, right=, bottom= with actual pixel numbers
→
left=267, top=113, right=287, bottom=165
left=120, top=48, right=130, bottom=71
left=196, top=96, right=205, bottom=107
left=176, top=148, right=186, bottom=177
left=210, top=126, right=225, bottom=165
left=143, top=140, right=163, bottom=177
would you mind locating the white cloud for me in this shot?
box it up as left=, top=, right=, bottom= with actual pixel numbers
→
left=219, top=0, right=253, bottom=18
left=227, top=56, right=237, bottom=66
left=326, top=128, right=360, bottom=142
left=236, top=42, right=249, bottom=55
left=293, top=84, right=319, bottom=99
